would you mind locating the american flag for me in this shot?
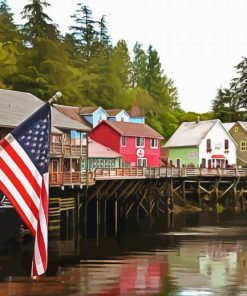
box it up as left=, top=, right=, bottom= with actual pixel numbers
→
left=0, top=103, right=51, bottom=279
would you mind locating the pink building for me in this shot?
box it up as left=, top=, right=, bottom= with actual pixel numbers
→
left=90, top=121, right=164, bottom=167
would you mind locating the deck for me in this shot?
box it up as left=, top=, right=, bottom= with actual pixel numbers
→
left=49, top=167, right=247, bottom=187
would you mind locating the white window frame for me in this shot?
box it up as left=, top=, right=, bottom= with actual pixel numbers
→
left=150, top=138, right=158, bottom=149
left=234, top=126, right=238, bottom=133
left=136, top=137, right=145, bottom=148
left=137, top=158, right=147, bottom=167
left=121, top=136, right=126, bottom=147
left=240, top=141, right=246, bottom=151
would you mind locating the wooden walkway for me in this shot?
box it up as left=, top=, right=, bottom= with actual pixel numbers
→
left=93, top=167, right=247, bottom=180
left=49, top=167, right=247, bottom=187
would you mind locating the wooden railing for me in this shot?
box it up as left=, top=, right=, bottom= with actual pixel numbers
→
left=50, top=143, right=87, bottom=157
left=49, top=167, right=247, bottom=187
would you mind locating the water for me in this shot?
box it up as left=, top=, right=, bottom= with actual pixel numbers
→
left=1, top=210, right=247, bottom=295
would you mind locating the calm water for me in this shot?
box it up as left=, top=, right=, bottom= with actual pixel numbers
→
left=1, top=210, right=247, bottom=295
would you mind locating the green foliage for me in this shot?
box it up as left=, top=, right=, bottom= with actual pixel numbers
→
left=212, top=57, right=247, bottom=122
left=0, top=0, right=210, bottom=139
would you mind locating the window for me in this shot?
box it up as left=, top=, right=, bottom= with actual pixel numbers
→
left=137, top=158, right=147, bottom=167
left=121, top=136, right=126, bottom=147
left=52, top=160, right=58, bottom=172
left=151, top=138, right=158, bottom=148
left=136, top=137, right=145, bottom=147
left=240, top=141, right=246, bottom=151
left=234, top=126, right=238, bottom=133
left=224, top=139, right=229, bottom=150
left=206, top=139, right=211, bottom=152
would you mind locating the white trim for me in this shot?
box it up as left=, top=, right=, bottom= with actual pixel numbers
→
left=150, top=138, right=158, bottom=149
left=137, top=158, right=147, bottom=167
left=121, top=136, right=126, bottom=147
left=135, top=137, right=145, bottom=148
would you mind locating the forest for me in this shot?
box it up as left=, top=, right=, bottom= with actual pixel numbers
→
left=1, top=0, right=245, bottom=139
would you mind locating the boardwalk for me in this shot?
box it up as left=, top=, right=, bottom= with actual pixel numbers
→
left=49, top=167, right=247, bottom=187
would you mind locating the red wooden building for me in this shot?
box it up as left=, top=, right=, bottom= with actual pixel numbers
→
left=90, top=121, right=164, bottom=167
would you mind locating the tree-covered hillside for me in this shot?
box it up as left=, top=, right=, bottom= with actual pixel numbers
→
left=0, top=0, right=212, bottom=138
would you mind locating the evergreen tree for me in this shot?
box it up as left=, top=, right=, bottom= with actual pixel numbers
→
left=0, top=0, right=21, bottom=88
left=21, top=0, right=59, bottom=44
left=132, top=42, right=147, bottom=88
left=70, top=3, right=97, bottom=62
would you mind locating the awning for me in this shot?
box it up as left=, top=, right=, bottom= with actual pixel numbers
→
left=211, top=154, right=225, bottom=159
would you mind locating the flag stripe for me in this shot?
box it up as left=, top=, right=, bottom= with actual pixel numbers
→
left=0, top=149, right=40, bottom=209
left=0, top=158, right=39, bottom=219
left=0, top=103, right=50, bottom=279
left=0, top=178, right=36, bottom=236
left=2, top=138, right=42, bottom=196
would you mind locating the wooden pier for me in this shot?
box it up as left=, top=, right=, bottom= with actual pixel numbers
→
left=49, top=167, right=247, bottom=238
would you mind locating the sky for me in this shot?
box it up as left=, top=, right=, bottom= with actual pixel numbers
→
left=7, top=0, right=247, bottom=113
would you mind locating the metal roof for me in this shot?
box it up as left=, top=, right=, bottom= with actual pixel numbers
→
left=105, top=109, right=126, bottom=116
left=0, top=89, right=91, bottom=132
left=94, top=120, right=164, bottom=139
left=164, top=119, right=219, bottom=147
left=53, top=104, right=91, bottom=128
left=88, top=138, right=121, bottom=158
left=79, top=106, right=100, bottom=115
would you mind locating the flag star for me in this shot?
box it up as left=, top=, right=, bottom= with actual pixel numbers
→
left=31, top=149, right=35, bottom=153
left=26, top=142, right=30, bottom=146
left=35, top=131, right=39, bottom=135
left=33, top=143, right=37, bottom=147
left=33, top=137, right=38, bottom=141
left=40, top=131, right=44, bottom=135
left=38, top=144, right=42, bottom=147
left=27, top=136, right=31, bottom=140
left=28, top=130, right=33, bottom=134
left=36, top=124, right=40, bottom=128
left=21, top=135, right=25, bottom=140
left=40, top=137, right=43, bottom=141
left=41, top=125, right=46, bottom=129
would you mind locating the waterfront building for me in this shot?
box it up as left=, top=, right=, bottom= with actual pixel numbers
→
left=164, top=119, right=237, bottom=168
left=0, top=89, right=91, bottom=188
left=105, top=109, right=130, bottom=122
left=223, top=122, right=247, bottom=166
left=86, top=138, right=122, bottom=170
left=79, top=106, right=108, bottom=128
left=54, top=104, right=123, bottom=171
left=90, top=120, right=164, bottom=167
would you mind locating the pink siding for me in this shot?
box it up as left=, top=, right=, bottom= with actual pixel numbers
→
left=90, top=122, right=161, bottom=167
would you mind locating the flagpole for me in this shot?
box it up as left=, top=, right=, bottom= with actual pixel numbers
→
left=48, top=92, right=62, bottom=105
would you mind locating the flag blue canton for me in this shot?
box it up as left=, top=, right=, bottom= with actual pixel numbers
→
left=11, top=103, right=51, bottom=175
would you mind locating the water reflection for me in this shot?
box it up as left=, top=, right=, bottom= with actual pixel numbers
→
left=1, top=211, right=247, bottom=295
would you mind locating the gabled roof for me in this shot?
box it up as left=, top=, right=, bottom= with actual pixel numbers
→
left=238, top=121, right=247, bottom=131
left=79, top=106, right=100, bottom=115
left=0, top=89, right=91, bottom=132
left=105, top=109, right=130, bottom=117
left=53, top=104, right=91, bottom=128
left=88, top=138, right=122, bottom=158
left=223, top=122, right=235, bottom=131
left=94, top=120, right=164, bottom=139
left=128, top=103, right=145, bottom=117
left=164, top=119, right=220, bottom=147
